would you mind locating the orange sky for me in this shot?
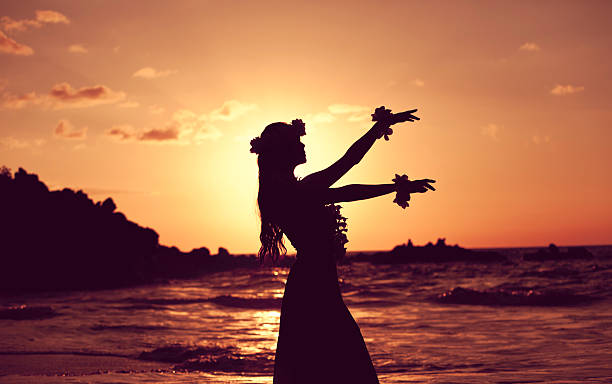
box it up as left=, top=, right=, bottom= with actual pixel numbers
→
left=1, top=1, right=611, bottom=253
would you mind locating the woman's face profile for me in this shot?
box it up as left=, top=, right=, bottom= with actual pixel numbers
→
left=292, top=138, right=306, bottom=165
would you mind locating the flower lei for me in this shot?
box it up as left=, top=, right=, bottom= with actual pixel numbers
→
left=392, top=174, right=412, bottom=209
left=325, top=203, right=348, bottom=262
left=250, top=119, right=306, bottom=154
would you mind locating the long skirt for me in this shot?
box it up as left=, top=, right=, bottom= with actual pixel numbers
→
left=273, top=257, right=379, bottom=383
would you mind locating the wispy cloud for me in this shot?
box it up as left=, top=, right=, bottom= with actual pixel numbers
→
left=106, top=109, right=219, bottom=144
left=209, top=100, right=257, bottom=121
left=1, top=91, right=40, bottom=108
left=305, top=112, right=335, bottom=124
left=481, top=124, right=500, bottom=141
left=0, top=10, right=69, bottom=33
left=54, top=119, right=87, bottom=140
left=106, top=124, right=137, bottom=141
left=2, top=82, right=126, bottom=109
left=0, top=136, right=45, bottom=149
left=140, top=126, right=181, bottom=141
left=49, top=83, right=125, bottom=109
left=106, top=100, right=255, bottom=145
left=67, top=44, right=87, bottom=54
left=328, top=104, right=370, bottom=122
left=0, top=31, right=34, bottom=56
left=550, top=84, right=584, bottom=96
left=413, top=79, right=425, bottom=87
left=519, top=42, right=541, bottom=52
left=132, top=67, right=178, bottom=79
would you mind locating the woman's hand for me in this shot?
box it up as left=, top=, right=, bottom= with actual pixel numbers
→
left=392, top=174, right=436, bottom=208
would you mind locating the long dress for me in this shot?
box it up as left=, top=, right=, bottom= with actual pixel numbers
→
left=272, top=182, right=379, bottom=384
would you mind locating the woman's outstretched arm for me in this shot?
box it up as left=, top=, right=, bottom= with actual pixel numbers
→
left=322, top=179, right=435, bottom=204
left=301, top=108, right=419, bottom=189
left=323, top=183, right=395, bottom=203
left=301, top=122, right=389, bottom=189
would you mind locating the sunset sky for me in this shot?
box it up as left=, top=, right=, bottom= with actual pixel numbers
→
left=1, top=1, right=611, bottom=253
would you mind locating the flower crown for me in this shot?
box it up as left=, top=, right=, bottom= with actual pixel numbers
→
left=250, top=119, right=306, bottom=155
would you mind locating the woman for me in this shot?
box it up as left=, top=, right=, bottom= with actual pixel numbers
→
left=250, top=106, right=435, bottom=383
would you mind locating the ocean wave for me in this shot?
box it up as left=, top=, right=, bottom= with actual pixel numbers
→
left=120, top=297, right=210, bottom=306
left=138, top=345, right=273, bottom=373
left=91, top=324, right=172, bottom=332
left=208, top=295, right=281, bottom=310
left=0, top=305, right=60, bottom=320
left=435, top=286, right=596, bottom=306
left=117, top=295, right=281, bottom=310
left=175, top=353, right=273, bottom=373
left=138, top=345, right=236, bottom=363
left=352, top=288, right=398, bottom=298
left=518, top=267, right=582, bottom=279
left=349, top=298, right=404, bottom=307
left=0, top=350, right=129, bottom=358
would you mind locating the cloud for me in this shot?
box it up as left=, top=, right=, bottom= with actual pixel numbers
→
left=193, top=126, right=221, bottom=142
left=140, top=126, right=181, bottom=141
left=2, top=82, right=127, bottom=109
left=35, top=10, right=69, bottom=24
left=68, top=44, right=87, bottom=54
left=0, top=31, right=34, bottom=55
left=1, top=91, right=40, bottom=108
left=1, top=10, right=69, bottom=33
left=54, top=119, right=87, bottom=140
left=305, top=112, right=335, bottom=124
left=519, top=42, right=541, bottom=52
left=413, top=79, right=425, bottom=87
left=0, top=136, right=45, bottom=149
left=328, top=103, right=371, bottom=122
left=209, top=100, right=257, bottom=121
left=106, top=100, right=255, bottom=145
left=481, top=124, right=500, bottom=141
left=105, top=124, right=137, bottom=141
left=132, top=67, right=178, bottom=79
left=106, top=109, right=218, bottom=144
left=550, top=84, right=584, bottom=96
left=48, top=82, right=126, bottom=109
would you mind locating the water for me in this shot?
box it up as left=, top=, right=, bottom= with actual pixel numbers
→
left=1, top=246, right=611, bottom=383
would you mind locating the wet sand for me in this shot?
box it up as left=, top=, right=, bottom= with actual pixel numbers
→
left=0, top=353, right=171, bottom=376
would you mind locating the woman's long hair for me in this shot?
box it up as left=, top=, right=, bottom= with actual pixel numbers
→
left=257, top=159, right=287, bottom=264
left=252, top=122, right=301, bottom=264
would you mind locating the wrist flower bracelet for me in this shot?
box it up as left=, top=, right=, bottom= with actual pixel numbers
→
left=392, top=174, right=411, bottom=209
left=371, top=106, right=394, bottom=141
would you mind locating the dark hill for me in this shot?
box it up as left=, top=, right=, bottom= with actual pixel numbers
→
left=349, top=238, right=508, bottom=264
left=0, top=166, right=257, bottom=292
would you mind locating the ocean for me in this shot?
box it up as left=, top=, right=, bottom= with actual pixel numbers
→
left=1, top=246, right=611, bottom=383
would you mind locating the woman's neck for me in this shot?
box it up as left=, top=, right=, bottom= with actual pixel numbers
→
left=261, top=167, right=296, bottom=183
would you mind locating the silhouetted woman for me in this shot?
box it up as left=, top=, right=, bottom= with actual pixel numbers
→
left=250, top=106, right=435, bottom=383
